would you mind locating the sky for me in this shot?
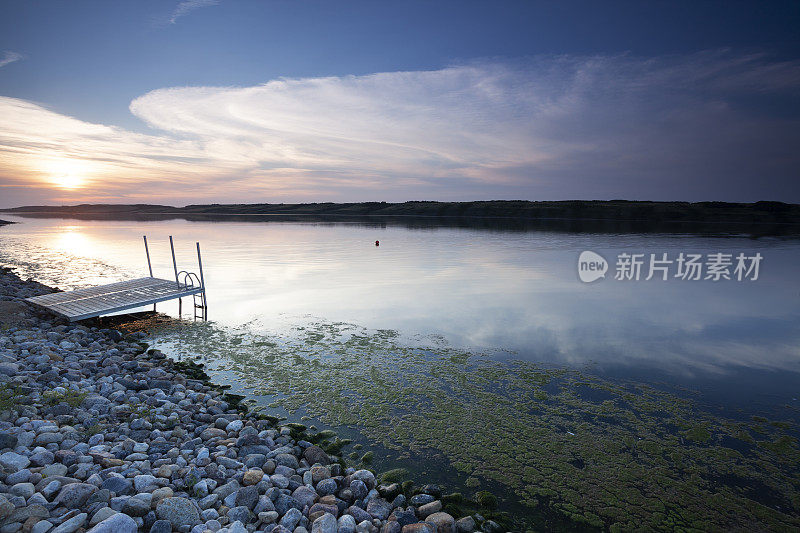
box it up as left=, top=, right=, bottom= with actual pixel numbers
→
left=0, top=1, right=799, bottom=208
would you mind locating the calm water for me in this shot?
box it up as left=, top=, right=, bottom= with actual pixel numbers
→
left=1, top=214, right=799, bottom=528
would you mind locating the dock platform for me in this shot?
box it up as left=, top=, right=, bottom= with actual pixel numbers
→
left=26, top=277, right=204, bottom=321
left=25, top=235, right=207, bottom=321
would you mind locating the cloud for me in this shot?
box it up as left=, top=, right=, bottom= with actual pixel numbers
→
left=0, top=51, right=23, bottom=69
left=1, top=50, right=799, bottom=207
left=168, top=0, right=218, bottom=24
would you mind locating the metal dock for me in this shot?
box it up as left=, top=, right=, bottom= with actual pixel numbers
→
left=26, top=236, right=207, bottom=322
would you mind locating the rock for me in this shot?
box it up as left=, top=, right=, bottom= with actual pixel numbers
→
left=382, top=522, right=402, bottom=533
left=292, top=485, right=319, bottom=508
left=337, top=514, right=357, bottom=533
left=393, top=509, right=418, bottom=527
left=454, top=516, right=476, bottom=533
left=242, top=469, right=263, bottom=486
left=149, top=520, right=173, bottom=533
left=410, top=495, right=434, bottom=507
left=225, top=420, right=243, bottom=432
left=347, top=506, right=371, bottom=524
left=367, top=498, right=393, bottom=520
left=274, top=453, right=299, bottom=469
left=228, top=521, right=247, bottom=533
left=10, top=482, right=35, bottom=499
left=87, top=512, right=138, bottom=533
left=226, top=506, right=251, bottom=525
left=0, top=451, right=30, bottom=472
left=234, top=485, right=258, bottom=509
left=32, top=521, right=54, bottom=533
left=55, top=483, right=97, bottom=508
left=101, top=476, right=133, bottom=495
left=421, top=485, right=442, bottom=498
left=42, top=463, right=68, bottom=477
left=0, top=432, right=18, bottom=450
left=134, top=474, right=160, bottom=493
left=351, top=470, right=376, bottom=490
left=89, top=507, right=118, bottom=526
left=156, top=497, right=200, bottom=528
left=417, top=501, right=442, bottom=518
left=34, top=432, right=63, bottom=445
left=279, top=507, right=302, bottom=530
left=303, top=445, right=330, bottom=465
left=0, top=495, right=14, bottom=519
left=377, top=483, right=401, bottom=499
left=316, top=478, right=338, bottom=496
left=29, top=449, right=55, bottom=466
left=425, top=512, right=455, bottom=533
left=350, top=480, right=368, bottom=500
left=310, top=465, right=331, bottom=484
left=50, top=512, right=87, bottom=533
left=0, top=362, right=19, bottom=375
left=480, top=521, right=502, bottom=533
left=308, top=503, right=338, bottom=519
left=123, top=496, right=151, bottom=517
left=273, top=493, right=301, bottom=516
left=402, top=525, right=436, bottom=533
left=311, top=513, right=337, bottom=533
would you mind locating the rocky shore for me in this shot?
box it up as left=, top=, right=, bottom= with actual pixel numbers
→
left=0, top=266, right=506, bottom=533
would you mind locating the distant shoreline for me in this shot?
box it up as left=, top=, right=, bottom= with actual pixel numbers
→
left=2, top=200, right=800, bottom=236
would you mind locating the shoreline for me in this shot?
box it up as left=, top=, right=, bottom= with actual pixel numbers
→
left=0, top=267, right=509, bottom=533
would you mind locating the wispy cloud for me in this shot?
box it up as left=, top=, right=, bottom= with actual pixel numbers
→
left=168, top=0, right=218, bottom=24
left=1, top=51, right=799, bottom=207
left=0, top=51, right=23, bottom=69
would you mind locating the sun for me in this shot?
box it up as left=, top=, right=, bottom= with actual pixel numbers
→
left=53, top=173, right=84, bottom=189
left=44, top=159, right=89, bottom=190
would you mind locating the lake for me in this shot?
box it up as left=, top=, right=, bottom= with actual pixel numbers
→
left=1, top=214, right=799, bottom=530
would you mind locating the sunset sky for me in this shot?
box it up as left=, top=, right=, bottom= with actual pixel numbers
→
left=0, top=1, right=798, bottom=208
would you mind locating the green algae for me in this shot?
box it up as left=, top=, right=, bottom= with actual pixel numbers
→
left=149, top=320, right=800, bottom=531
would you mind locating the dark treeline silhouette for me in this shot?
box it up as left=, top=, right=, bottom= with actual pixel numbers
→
left=2, top=200, right=799, bottom=236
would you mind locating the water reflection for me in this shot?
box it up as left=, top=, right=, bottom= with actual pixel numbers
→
left=0, top=214, right=798, bottom=382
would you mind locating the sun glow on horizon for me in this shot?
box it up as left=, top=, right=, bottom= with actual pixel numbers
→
left=43, top=159, right=90, bottom=190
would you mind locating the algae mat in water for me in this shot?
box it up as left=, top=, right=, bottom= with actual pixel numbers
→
left=150, top=320, right=800, bottom=531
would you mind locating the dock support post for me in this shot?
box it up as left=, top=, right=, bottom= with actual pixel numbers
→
left=143, top=236, right=153, bottom=277
left=169, top=236, right=179, bottom=284
left=196, top=242, right=207, bottom=320
left=143, top=235, right=156, bottom=312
